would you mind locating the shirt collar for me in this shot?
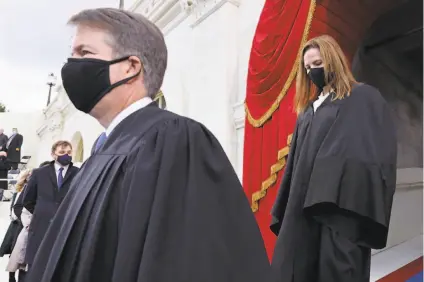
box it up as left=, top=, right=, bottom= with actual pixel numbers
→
left=319, top=88, right=334, bottom=98
left=106, top=97, right=152, bottom=137
left=54, top=162, right=69, bottom=171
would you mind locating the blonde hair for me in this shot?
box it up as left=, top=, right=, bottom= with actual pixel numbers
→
left=294, top=35, right=358, bottom=114
left=15, top=169, right=32, bottom=193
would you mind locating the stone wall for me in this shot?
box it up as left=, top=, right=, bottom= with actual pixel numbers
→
left=352, top=0, right=423, bottom=168
left=352, top=46, right=423, bottom=168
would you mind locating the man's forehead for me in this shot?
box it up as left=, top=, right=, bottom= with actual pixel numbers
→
left=57, top=145, right=72, bottom=151
left=70, top=26, right=111, bottom=54
left=72, top=25, right=107, bottom=42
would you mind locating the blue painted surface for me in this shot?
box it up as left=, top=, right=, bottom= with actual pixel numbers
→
left=407, top=271, right=423, bottom=282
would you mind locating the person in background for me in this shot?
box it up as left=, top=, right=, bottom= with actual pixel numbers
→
left=0, top=129, right=9, bottom=150
left=5, top=162, right=50, bottom=282
left=22, top=141, right=79, bottom=271
left=9, top=162, right=51, bottom=213
left=270, top=35, right=397, bottom=282
left=37, top=161, right=52, bottom=168
left=27, top=8, right=270, bottom=282
left=0, top=150, right=11, bottom=201
left=6, top=129, right=23, bottom=170
left=1, top=169, right=32, bottom=282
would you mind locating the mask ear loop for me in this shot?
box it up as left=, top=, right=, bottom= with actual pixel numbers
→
left=86, top=56, right=145, bottom=113
left=108, top=55, right=132, bottom=65
left=106, top=68, right=142, bottom=91
left=105, top=55, right=144, bottom=92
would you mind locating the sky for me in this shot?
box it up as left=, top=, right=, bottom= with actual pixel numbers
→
left=0, top=0, right=124, bottom=112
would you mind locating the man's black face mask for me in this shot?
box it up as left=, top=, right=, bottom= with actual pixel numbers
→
left=61, top=56, right=141, bottom=113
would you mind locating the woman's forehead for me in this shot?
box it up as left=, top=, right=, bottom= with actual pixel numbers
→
left=303, top=48, right=321, bottom=65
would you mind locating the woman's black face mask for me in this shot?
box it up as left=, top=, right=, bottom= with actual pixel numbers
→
left=307, top=67, right=335, bottom=92
left=61, top=56, right=141, bottom=114
left=308, top=67, right=326, bottom=91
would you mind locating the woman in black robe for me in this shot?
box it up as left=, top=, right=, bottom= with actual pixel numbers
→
left=270, top=35, right=397, bottom=282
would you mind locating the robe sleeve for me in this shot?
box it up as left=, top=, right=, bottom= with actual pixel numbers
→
left=113, top=118, right=271, bottom=282
left=303, top=84, right=397, bottom=249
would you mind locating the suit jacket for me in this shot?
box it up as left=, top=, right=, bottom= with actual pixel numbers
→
left=22, top=161, right=79, bottom=265
left=0, top=156, right=11, bottom=190
left=0, top=134, right=8, bottom=150
left=6, top=134, right=23, bottom=164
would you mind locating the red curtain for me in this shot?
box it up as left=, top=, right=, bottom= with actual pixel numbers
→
left=243, top=0, right=315, bottom=260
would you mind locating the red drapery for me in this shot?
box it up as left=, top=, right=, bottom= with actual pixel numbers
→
left=243, top=0, right=316, bottom=260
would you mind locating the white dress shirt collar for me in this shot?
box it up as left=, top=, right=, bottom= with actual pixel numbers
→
left=54, top=162, right=69, bottom=177
left=105, top=97, right=153, bottom=137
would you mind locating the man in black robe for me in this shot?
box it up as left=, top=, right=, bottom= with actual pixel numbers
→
left=27, top=8, right=270, bottom=282
left=270, top=35, right=397, bottom=282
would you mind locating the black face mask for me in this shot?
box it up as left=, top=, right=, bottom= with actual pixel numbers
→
left=56, top=154, right=72, bottom=166
left=61, top=56, right=140, bottom=113
left=307, top=67, right=327, bottom=91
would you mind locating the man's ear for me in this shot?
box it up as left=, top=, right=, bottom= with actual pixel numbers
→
left=127, top=56, right=143, bottom=76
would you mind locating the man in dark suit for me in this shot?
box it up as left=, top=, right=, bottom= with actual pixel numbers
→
left=22, top=140, right=79, bottom=269
left=6, top=128, right=23, bottom=170
left=0, top=129, right=8, bottom=150
left=0, top=150, right=11, bottom=201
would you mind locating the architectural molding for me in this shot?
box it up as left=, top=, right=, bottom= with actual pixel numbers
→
left=130, top=0, right=240, bottom=32
left=232, top=100, right=245, bottom=129
left=38, top=85, right=70, bottom=138
left=189, top=0, right=240, bottom=28
left=36, top=124, right=48, bottom=138
left=130, top=0, right=191, bottom=35
left=159, top=1, right=190, bottom=35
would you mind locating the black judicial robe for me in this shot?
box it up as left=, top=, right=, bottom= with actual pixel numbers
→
left=270, top=84, right=397, bottom=282
left=27, top=103, right=271, bottom=282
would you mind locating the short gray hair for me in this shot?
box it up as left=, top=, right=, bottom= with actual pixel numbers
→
left=68, top=8, right=167, bottom=98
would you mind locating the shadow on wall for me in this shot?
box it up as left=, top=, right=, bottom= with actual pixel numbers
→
left=353, top=47, right=423, bottom=168
left=352, top=0, right=423, bottom=168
